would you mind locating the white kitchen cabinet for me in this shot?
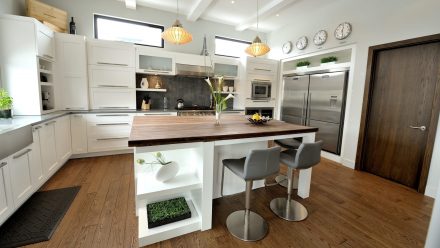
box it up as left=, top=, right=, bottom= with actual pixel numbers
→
left=136, top=46, right=175, bottom=75
left=37, top=23, right=55, bottom=61
left=246, top=58, right=278, bottom=76
left=70, top=114, right=88, bottom=154
left=87, top=39, right=135, bottom=67
left=0, top=157, right=14, bottom=225
left=55, top=33, right=89, bottom=110
left=9, top=146, right=34, bottom=207
left=55, top=116, right=72, bottom=165
left=38, top=121, right=58, bottom=177
left=89, top=65, right=135, bottom=88
left=89, top=88, right=136, bottom=110
left=29, top=127, right=45, bottom=188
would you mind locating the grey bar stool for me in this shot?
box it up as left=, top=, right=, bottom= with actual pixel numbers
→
left=274, top=138, right=302, bottom=188
left=270, top=141, right=322, bottom=221
left=221, top=146, right=281, bottom=241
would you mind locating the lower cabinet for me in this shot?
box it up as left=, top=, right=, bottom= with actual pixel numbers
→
left=9, top=146, right=34, bottom=207
left=29, top=128, right=45, bottom=188
left=71, top=114, right=88, bottom=154
left=55, top=115, right=72, bottom=164
left=0, top=157, right=14, bottom=225
left=37, top=121, right=58, bottom=177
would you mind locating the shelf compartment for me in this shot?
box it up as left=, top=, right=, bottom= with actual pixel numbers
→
left=138, top=199, right=200, bottom=247
left=283, top=62, right=351, bottom=75
left=136, top=169, right=201, bottom=200
left=136, top=88, right=167, bottom=92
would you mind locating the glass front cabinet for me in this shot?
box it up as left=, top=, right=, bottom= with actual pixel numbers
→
left=136, top=48, right=175, bottom=75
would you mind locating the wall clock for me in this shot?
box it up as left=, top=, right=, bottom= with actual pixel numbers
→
left=313, top=30, right=327, bottom=46
left=296, top=36, right=308, bottom=50
left=334, top=22, right=352, bottom=40
left=282, top=41, right=293, bottom=54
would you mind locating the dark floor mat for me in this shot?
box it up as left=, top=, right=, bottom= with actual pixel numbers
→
left=0, top=186, right=80, bottom=248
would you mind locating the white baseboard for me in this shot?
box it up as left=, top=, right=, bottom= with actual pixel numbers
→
left=321, top=151, right=341, bottom=163
left=341, top=158, right=356, bottom=169
left=425, top=185, right=437, bottom=199
left=70, top=149, right=133, bottom=159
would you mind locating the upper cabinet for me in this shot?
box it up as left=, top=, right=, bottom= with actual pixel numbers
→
left=55, top=33, right=89, bottom=110
left=136, top=46, right=175, bottom=75
left=37, top=24, right=55, bottom=61
left=87, top=39, right=135, bottom=67
left=213, top=57, right=240, bottom=79
left=246, top=57, right=278, bottom=76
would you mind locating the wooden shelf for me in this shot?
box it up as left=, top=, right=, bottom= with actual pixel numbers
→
left=40, top=82, right=53, bottom=86
left=214, top=91, right=237, bottom=94
left=138, top=199, right=200, bottom=247
left=39, top=69, right=53, bottom=74
left=136, top=170, right=201, bottom=200
left=136, top=88, right=167, bottom=92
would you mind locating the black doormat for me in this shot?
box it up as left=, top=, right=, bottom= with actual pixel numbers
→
left=0, top=186, right=80, bottom=248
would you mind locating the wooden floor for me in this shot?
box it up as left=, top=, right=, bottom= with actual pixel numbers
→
left=24, top=154, right=434, bottom=248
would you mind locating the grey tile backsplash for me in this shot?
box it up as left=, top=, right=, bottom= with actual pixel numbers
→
left=136, top=75, right=234, bottom=110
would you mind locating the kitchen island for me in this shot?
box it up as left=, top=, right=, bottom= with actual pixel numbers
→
left=128, top=116, right=317, bottom=246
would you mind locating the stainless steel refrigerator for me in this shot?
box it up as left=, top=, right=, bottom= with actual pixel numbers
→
left=281, top=71, right=348, bottom=154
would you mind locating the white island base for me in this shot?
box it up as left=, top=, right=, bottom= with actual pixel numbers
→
left=133, top=132, right=315, bottom=247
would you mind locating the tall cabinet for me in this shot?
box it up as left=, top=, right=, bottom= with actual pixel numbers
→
left=0, top=15, right=57, bottom=115
left=55, top=33, right=89, bottom=110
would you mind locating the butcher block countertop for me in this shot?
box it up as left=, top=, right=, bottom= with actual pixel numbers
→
left=128, top=116, right=318, bottom=147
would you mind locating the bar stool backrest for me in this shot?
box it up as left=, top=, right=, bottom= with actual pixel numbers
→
left=243, top=147, right=281, bottom=180
left=294, top=141, right=323, bottom=170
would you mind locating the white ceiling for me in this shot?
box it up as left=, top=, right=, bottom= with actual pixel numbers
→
left=122, top=0, right=336, bottom=33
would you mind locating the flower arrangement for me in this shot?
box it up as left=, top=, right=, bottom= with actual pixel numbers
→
left=204, top=76, right=234, bottom=125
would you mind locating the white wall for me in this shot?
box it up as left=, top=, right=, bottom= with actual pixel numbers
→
left=267, top=0, right=440, bottom=197
left=0, top=0, right=25, bottom=16
left=37, top=0, right=263, bottom=55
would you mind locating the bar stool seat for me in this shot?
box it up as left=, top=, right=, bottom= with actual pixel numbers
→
left=221, top=147, right=281, bottom=242
left=274, top=138, right=302, bottom=188
left=270, top=141, right=322, bottom=222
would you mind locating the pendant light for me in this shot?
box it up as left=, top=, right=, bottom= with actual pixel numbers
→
left=245, top=0, right=270, bottom=57
left=162, top=0, right=193, bottom=45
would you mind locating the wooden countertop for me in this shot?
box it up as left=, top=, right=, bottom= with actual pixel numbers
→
left=128, top=116, right=318, bottom=147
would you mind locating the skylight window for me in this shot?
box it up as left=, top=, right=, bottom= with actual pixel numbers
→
left=94, top=14, right=164, bottom=47
left=215, top=36, right=251, bottom=58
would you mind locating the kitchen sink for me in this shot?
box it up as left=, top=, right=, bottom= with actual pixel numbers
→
left=0, top=125, right=33, bottom=161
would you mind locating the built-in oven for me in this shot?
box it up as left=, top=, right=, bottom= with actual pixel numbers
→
left=251, top=80, right=271, bottom=100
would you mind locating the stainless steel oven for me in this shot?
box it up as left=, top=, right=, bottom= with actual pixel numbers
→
left=251, top=80, right=271, bottom=100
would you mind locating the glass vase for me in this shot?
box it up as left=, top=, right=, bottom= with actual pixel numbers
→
left=215, top=105, right=222, bottom=125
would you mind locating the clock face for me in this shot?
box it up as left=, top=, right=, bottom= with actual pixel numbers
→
left=313, top=30, right=327, bottom=46
left=335, top=22, right=352, bottom=40
left=296, top=36, right=308, bottom=50
left=282, top=41, right=292, bottom=54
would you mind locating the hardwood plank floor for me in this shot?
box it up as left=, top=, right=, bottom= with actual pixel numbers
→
left=23, top=154, right=433, bottom=248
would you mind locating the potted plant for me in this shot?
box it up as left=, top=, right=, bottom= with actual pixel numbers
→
left=137, top=152, right=179, bottom=182
left=0, top=89, right=13, bottom=119
left=147, top=197, right=191, bottom=228
left=321, top=56, right=338, bottom=65
left=296, top=61, right=311, bottom=69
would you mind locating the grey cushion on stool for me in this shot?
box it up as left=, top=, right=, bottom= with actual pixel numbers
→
left=270, top=141, right=323, bottom=222
left=274, top=138, right=302, bottom=149
left=221, top=146, right=281, bottom=242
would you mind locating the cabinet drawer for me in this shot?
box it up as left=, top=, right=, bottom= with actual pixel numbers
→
left=87, top=123, right=131, bottom=139
left=88, top=137, right=130, bottom=153
left=86, top=113, right=136, bottom=123
left=89, top=88, right=136, bottom=110
left=247, top=61, right=277, bottom=75
left=87, top=40, right=135, bottom=67
left=89, top=66, right=134, bottom=88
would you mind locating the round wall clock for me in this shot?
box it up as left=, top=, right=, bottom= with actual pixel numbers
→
left=282, top=41, right=293, bottom=54
left=313, top=30, right=328, bottom=46
left=296, top=36, right=308, bottom=50
left=334, top=22, right=352, bottom=40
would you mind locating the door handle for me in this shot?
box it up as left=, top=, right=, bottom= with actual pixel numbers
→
left=308, top=93, right=312, bottom=125
left=302, top=93, right=306, bottom=124
left=409, top=125, right=426, bottom=131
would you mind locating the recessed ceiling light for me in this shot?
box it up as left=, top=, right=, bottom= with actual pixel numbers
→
left=231, top=0, right=235, bottom=4
left=276, top=13, right=280, bottom=17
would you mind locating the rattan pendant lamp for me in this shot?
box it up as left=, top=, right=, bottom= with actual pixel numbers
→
left=245, top=0, right=270, bottom=57
left=162, top=0, right=193, bottom=45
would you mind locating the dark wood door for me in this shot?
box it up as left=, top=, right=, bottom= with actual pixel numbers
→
left=362, top=42, right=440, bottom=189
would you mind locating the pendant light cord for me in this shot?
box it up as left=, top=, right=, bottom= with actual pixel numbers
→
left=256, top=0, right=259, bottom=33
left=176, top=0, right=179, bottom=19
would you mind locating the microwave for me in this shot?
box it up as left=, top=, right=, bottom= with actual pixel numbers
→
left=251, top=81, right=271, bottom=100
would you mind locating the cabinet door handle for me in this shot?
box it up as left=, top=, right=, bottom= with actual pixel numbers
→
left=143, top=113, right=173, bottom=116
left=43, top=54, right=54, bottom=59
left=45, top=121, right=56, bottom=126
left=96, top=123, right=130, bottom=126
left=96, top=137, right=129, bottom=141
left=0, top=162, right=7, bottom=168
left=97, top=85, right=129, bottom=88
left=13, top=149, right=32, bottom=159
left=254, top=68, right=271, bottom=72
left=99, top=107, right=130, bottom=109
left=97, top=62, right=129, bottom=66
left=143, top=69, right=170, bottom=74
left=96, top=114, right=130, bottom=117
left=33, top=126, right=42, bottom=132
left=66, top=107, right=85, bottom=110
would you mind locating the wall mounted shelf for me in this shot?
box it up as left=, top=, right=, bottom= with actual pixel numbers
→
left=136, top=88, right=167, bottom=92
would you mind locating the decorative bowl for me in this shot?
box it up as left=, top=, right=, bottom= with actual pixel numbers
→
left=247, top=116, right=272, bottom=125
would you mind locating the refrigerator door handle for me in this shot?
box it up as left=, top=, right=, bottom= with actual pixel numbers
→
left=308, top=93, right=312, bottom=125
left=302, top=93, right=306, bottom=125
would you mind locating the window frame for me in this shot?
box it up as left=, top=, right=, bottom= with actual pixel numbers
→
left=94, top=14, right=165, bottom=48
left=214, top=35, right=251, bottom=58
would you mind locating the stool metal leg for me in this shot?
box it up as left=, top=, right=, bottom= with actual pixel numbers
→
left=220, top=164, right=225, bottom=197
left=275, top=171, right=299, bottom=189
left=226, top=180, right=268, bottom=241
left=270, top=167, right=308, bottom=221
